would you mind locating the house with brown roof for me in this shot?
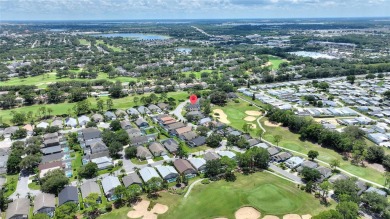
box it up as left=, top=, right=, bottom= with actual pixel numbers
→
left=179, top=131, right=197, bottom=141
left=174, top=159, right=197, bottom=178
left=122, top=172, right=143, bottom=188
left=6, top=198, right=30, bottom=219
left=173, top=126, right=192, bottom=136
left=148, top=142, right=167, bottom=157
left=137, top=147, right=153, bottom=160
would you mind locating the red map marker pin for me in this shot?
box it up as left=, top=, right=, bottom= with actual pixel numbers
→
left=190, top=94, right=198, bottom=105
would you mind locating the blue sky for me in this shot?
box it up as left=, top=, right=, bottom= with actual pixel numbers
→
left=0, top=0, right=389, bottom=21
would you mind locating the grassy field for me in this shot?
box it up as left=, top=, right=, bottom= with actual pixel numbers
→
left=157, top=172, right=330, bottom=219
left=183, top=70, right=215, bottom=79
left=0, top=91, right=189, bottom=124
left=28, top=181, right=41, bottom=190
left=268, top=55, right=287, bottom=70
left=79, top=39, right=90, bottom=46
left=98, top=207, right=133, bottom=219
left=212, top=99, right=262, bottom=137
left=96, top=40, right=122, bottom=52
left=260, top=117, right=386, bottom=185
left=2, top=72, right=143, bottom=88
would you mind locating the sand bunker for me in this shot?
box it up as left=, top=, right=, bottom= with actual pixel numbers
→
left=214, top=218, right=228, bottom=219
left=213, top=109, right=230, bottom=124
left=283, top=214, right=301, bottom=219
left=264, top=120, right=281, bottom=127
left=235, top=207, right=261, bottom=219
left=127, top=200, right=169, bottom=219
left=263, top=216, right=279, bottom=219
left=301, top=215, right=312, bottom=219
left=245, top=111, right=262, bottom=116
left=244, top=116, right=257, bottom=122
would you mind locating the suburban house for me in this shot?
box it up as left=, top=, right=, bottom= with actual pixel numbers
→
left=80, top=181, right=102, bottom=203
left=189, top=136, right=206, bottom=147
left=120, top=120, right=133, bottom=130
left=89, top=141, right=109, bottom=154
left=91, top=114, right=104, bottom=123
left=217, top=151, right=236, bottom=159
left=78, top=115, right=90, bottom=126
left=51, top=119, right=63, bottom=128
left=115, top=109, right=127, bottom=117
left=0, top=153, right=9, bottom=174
left=162, top=139, right=179, bottom=154
left=6, top=198, right=30, bottom=219
left=148, top=104, right=162, bottom=113
left=33, top=193, right=56, bottom=217
left=22, top=124, right=34, bottom=135
left=139, top=167, right=161, bottom=183
left=272, top=152, right=293, bottom=162
left=204, top=151, right=220, bottom=161
left=148, top=142, right=167, bottom=157
left=155, top=165, right=179, bottom=182
left=3, top=126, right=18, bottom=138
left=127, top=128, right=143, bottom=138
left=298, top=160, right=318, bottom=172
left=38, top=161, right=64, bottom=178
left=285, top=157, right=304, bottom=169
left=179, top=131, right=197, bottom=141
left=135, top=117, right=149, bottom=128
left=58, top=186, right=79, bottom=206
left=104, top=111, right=117, bottom=120
left=131, top=136, right=150, bottom=146
left=188, top=158, right=207, bottom=173
left=173, top=126, right=192, bottom=136
left=157, top=103, right=169, bottom=111
left=137, top=106, right=151, bottom=115
left=82, top=128, right=102, bottom=141
left=365, top=187, right=387, bottom=197
left=166, top=122, right=186, bottom=133
left=101, top=176, right=121, bottom=201
left=137, top=147, right=153, bottom=160
left=122, top=172, right=143, bottom=188
left=174, top=159, right=197, bottom=178
left=328, top=174, right=349, bottom=184
left=65, top=117, right=77, bottom=127
left=126, top=108, right=140, bottom=116
left=37, top=121, right=49, bottom=129
left=316, top=166, right=332, bottom=180
left=91, top=156, right=113, bottom=169
left=267, top=147, right=281, bottom=156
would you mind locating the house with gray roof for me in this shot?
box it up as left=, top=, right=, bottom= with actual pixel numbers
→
left=37, top=121, right=49, bottom=129
left=104, top=111, right=117, bottom=121
left=217, top=151, right=236, bottom=159
left=139, top=167, right=161, bottom=183
left=148, top=104, right=162, bottom=113
left=78, top=115, right=90, bottom=126
left=33, top=193, right=56, bottom=217
left=130, top=136, right=149, bottom=146
left=148, top=142, right=167, bottom=157
left=91, top=156, right=113, bottom=169
left=122, top=172, right=143, bottom=188
left=174, top=159, right=197, bottom=178
left=188, top=158, right=206, bottom=173
left=90, top=141, right=109, bottom=154
left=6, top=198, right=30, bottom=219
left=162, top=139, right=179, bottom=154
left=3, top=126, right=18, bottom=138
left=155, top=165, right=179, bottom=182
left=65, top=117, right=78, bottom=127
left=157, top=103, right=169, bottom=111
left=204, top=151, right=220, bottom=161
left=316, top=166, right=332, bottom=180
left=272, top=152, right=293, bottom=162
left=82, top=128, right=102, bottom=141
left=135, top=117, right=149, bottom=128
left=0, top=155, right=9, bottom=174
left=126, top=108, right=140, bottom=116
left=101, top=176, right=121, bottom=201
left=58, top=186, right=79, bottom=206
left=365, top=187, right=387, bottom=197
left=120, top=120, right=132, bottom=130
left=137, top=147, right=153, bottom=160
left=51, top=119, right=63, bottom=128
left=137, top=106, right=151, bottom=115
left=180, top=131, right=198, bottom=141
left=115, top=109, right=127, bottom=117
left=80, top=180, right=102, bottom=202
left=127, top=128, right=142, bottom=138
left=329, top=174, right=349, bottom=184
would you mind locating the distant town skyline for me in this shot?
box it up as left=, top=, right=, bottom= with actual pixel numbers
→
left=1, top=0, right=389, bottom=21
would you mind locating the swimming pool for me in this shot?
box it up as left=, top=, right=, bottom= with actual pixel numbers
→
left=65, top=170, right=73, bottom=178
left=63, top=147, right=70, bottom=153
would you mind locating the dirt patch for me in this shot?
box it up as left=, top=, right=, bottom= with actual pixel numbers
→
left=301, top=215, right=312, bottom=219
left=245, top=111, right=262, bottom=116
left=235, top=207, right=261, bottom=219
left=127, top=200, right=168, bottom=219
left=261, top=62, right=272, bottom=68
left=264, top=120, right=281, bottom=127
left=263, top=216, right=280, bottom=219
left=244, top=116, right=257, bottom=122
left=213, top=109, right=230, bottom=124
left=363, top=162, right=386, bottom=173
left=283, top=214, right=301, bottom=219
left=314, top=118, right=339, bottom=126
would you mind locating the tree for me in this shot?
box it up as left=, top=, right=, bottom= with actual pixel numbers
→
left=73, top=99, right=91, bottom=115
left=312, top=210, right=342, bottom=219
left=0, top=190, right=6, bottom=211
left=106, top=98, right=114, bottom=110
left=79, top=162, right=98, bottom=179
left=40, top=169, right=69, bottom=194
left=97, top=99, right=104, bottom=112
left=330, top=159, right=340, bottom=171
left=196, top=126, right=210, bottom=137
left=383, top=155, right=390, bottom=171
left=236, top=137, right=249, bottom=149
left=346, top=75, right=355, bottom=84
left=109, top=141, right=123, bottom=157
left=145, top=177, right=163, bottom=198
left=19, top=154, right=41, bottom=171
left=206, top=133, right=223, bottom=148
left=333, top=178, right=359, bottom=202
left=55, top=202, right=78, bottom=219
left=384, top=90, right=390, bottom=100
left=84, top=193, right=100, bottom=218
left=205, top=159, right=222, bottom=178
left=366, top=146, right=385, bottom=163
left=336, top=201, right=359, bottom=219
left=307, top=150, right=319, bottom=161
left=301, top=167, right=321, bottom=182
left=318, top=181, right=331, bottom=203
left=110, top=120, right=121, bottom=131
left=361, top=191, right=389, bottom=214
left=242, top=123, right=252, bottom=134
left=133, top=97, right=139, bottom=105
left=11, top=111, right=26, bottom=125
left=11, top=129, right=27, bottom=140
left=273, top=135, right=282, bottom=146
left=125, top=146, right=137, bottom=159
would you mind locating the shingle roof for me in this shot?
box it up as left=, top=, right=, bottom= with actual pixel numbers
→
left=137, top=147, right=152, bottom=158
left=33, top=193, right=56, bottom=213
left=139, top=167, right=160, bottom=182
left=155, top=165, right=178, bottom=178
left=6, top=198, right=30, bottom=219
left=58, top=186, right=79, bottom=206
left=174, top=159, right=196, bottom=174
left=80, top=180, right=101, bottom=199
left=101, top=176, right=121, bottom=195
left=122, top=172, right=143, bottom=187
left=188, top=158, right=206, bottom=170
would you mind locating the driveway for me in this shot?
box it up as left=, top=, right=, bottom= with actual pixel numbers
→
left=269, top=164, right=304, bottom=184
left=170, top=100, right=189, bottom=122
left=9, top=174, right=41, bottom=200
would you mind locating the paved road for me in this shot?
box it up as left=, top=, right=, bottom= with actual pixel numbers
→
left=269, top=164, right=303, bottom=184
left=170, top=100, right=189, bottom=122
left=239, top=96, right=385, bottom=188
left=9, top=175, right=41, bottom=200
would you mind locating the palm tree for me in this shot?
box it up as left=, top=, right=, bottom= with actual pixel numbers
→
left=133, top=167, right=140, bottom=173
left=47, top=108, right=53, bottom=118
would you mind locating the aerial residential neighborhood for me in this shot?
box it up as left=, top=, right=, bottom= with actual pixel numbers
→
left=1, top=2, right=390, bottom=219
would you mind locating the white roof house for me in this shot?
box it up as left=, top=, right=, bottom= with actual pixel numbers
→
left=37, top=122, right=49, bottom=129
left=139, top=167, right=161, bottom=183
left=217, top=151, right=236, bottom=159
left=188, top=158, right=206, bottom=172
left=78, top=115, right=91, bottom=126
left=101, top=176, right=121, bottom=200
left=65, top=118, right=78, bottom=127
left=155, top=165, right=179, bottom=182
left=285, top=157, right=304, bottom=169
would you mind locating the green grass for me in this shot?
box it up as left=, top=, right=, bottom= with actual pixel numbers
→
left=70, top=152, right=83, bottom=181
left=0, top=91, right=188, bottom=124
left=130, top=158, right=148, bottom=165
left=268, top=55, right=287, bottom=70
left=183, top=70, right=214, bottom=79
left=79, top=39, right=90, bottom=46
left=96, top=40, right=122, bottom=52
left=98, top=207, right=133, bottom=219
left=4, top=174, right=18, bottom=197
left=260, top=117, right=386, bottom=185
left=158, top=172, right=331, bottom=219
left=28, top=181, right=41, bottom=190
left=212, top=99, right=261, bottom=137
left=153, top=156, right=164, bottom=162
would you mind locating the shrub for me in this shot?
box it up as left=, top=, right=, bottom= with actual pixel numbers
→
left=105, top=203, right=112, bottom=212
left=201, top=179, right=210, bottom=184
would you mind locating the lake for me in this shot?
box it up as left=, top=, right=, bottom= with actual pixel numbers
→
left=177, top=48, right=192, bottom=54
left=90, top=33, right=170, bottom=40
left=289, top=51, right=336, bottom=59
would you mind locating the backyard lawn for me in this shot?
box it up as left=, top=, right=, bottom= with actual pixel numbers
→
left=4, top=174, right=18, bottom=197
left=260, top=117, right=386, bottom=185
left=157, top=172, right=330, bottom=219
